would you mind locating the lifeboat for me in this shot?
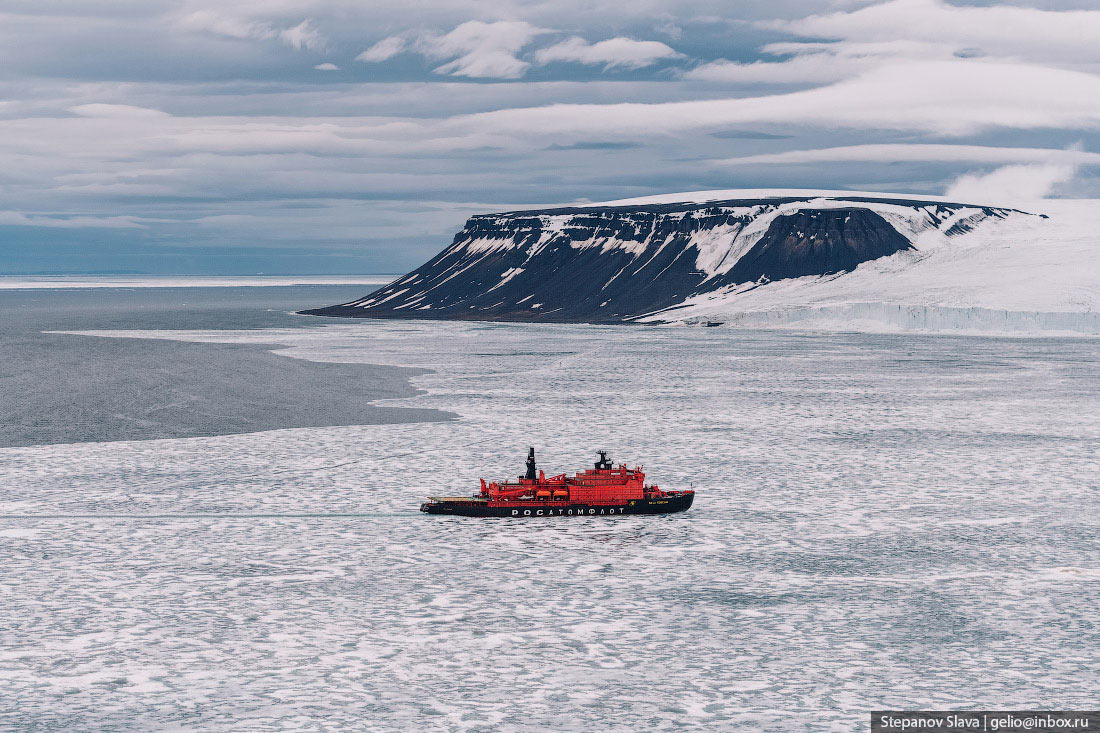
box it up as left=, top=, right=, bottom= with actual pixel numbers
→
left=420, top=448, right=695, bottom=518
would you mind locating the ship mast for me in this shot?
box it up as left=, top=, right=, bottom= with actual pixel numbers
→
left=524, top=447, right=537, bottom=480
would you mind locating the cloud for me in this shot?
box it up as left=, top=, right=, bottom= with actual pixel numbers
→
left=0, top=211, right=145, bottom=228
left=710, top=130, right=790, bottom=140
left=433, top=50, right=530, bottom=79
left=713, top=144, right=1100, bottom=167
left=174, top=10, right=271, bottom=42
left=278, top=20, right=325, bottom=51
left=533, top=37, right=681, bottom=70
left=545, top=141, right=641, bottom=150
left=69, top=104, right=169, bottom=118
left=685, top=55, right=855, bottom=85
left=773, top=0, right=1100, bottom=68
left=944, top=163, right=1077, bottom=203
left=175, top=11, right=326, bottom=52
left=314, top=63, right=339, bottom=71
left=687, top=1, right=1100, bottom=87
left=7, top=0, right=1100, bottom=274
left=684, top=40, right=950, bottom=84
left=418, top=21, right=551, bottom=79
left=655, top=22, right=683, bottom=41
left=461, top=60, right=1100, bottom=137
left=356, top=36, right=407, bottom=63
left=355, top=24, right=680, bottom=78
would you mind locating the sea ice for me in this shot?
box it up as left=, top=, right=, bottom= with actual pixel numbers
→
left=3, top=321, right=1100, bottom=730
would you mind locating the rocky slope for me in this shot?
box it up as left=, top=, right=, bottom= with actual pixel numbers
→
left=304, top=191, right=1036, bottom=325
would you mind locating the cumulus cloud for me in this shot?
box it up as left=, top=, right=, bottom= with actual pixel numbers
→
left=356, top=36, right=407, bottom=63
left=944, top=163, right=1077, bottom=203
left=418, top=21, right=551, bottom=79
left=533, top=37, right=681, bottom=70
left=314, top=62, right=339, bottom=71
left=355, top=23, right=680, bottom=78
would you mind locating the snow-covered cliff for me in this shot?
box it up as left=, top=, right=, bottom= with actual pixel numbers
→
left=305, top=190, right=1100, bottom=334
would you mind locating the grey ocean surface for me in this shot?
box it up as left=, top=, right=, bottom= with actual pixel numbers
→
left=2, top=286, right=1100, bottom=731
left=0, top=286, right=450, bottom=446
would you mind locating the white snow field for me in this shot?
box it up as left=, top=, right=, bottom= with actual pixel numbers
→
left=625, top=193, right=1100, bottom=335
left=3, top=320, right=1100, bottom=730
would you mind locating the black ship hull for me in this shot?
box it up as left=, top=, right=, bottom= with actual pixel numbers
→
left=421, top=493, right=694, bottom=517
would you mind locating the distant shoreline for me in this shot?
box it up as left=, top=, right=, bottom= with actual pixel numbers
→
left=0, top=275, right=399, bottom=290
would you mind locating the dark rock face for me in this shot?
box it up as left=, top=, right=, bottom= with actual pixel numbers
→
left=328, top=229, right=708, bottom=323
left=722, top=208, right=914, bottom=284
left=302, top=195, right=1019, bottom=324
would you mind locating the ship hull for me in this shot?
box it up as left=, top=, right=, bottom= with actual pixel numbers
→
left=421, top=493, right=694, bottom=517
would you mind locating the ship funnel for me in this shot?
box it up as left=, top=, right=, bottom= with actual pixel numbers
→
left=525, top=447, right=537, bottom=480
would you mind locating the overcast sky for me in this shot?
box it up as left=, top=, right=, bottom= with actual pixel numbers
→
left=2, top=0, right=1099, bottom=274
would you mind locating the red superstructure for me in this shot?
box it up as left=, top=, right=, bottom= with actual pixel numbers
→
left=421, top=449, right=694, bottom=518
